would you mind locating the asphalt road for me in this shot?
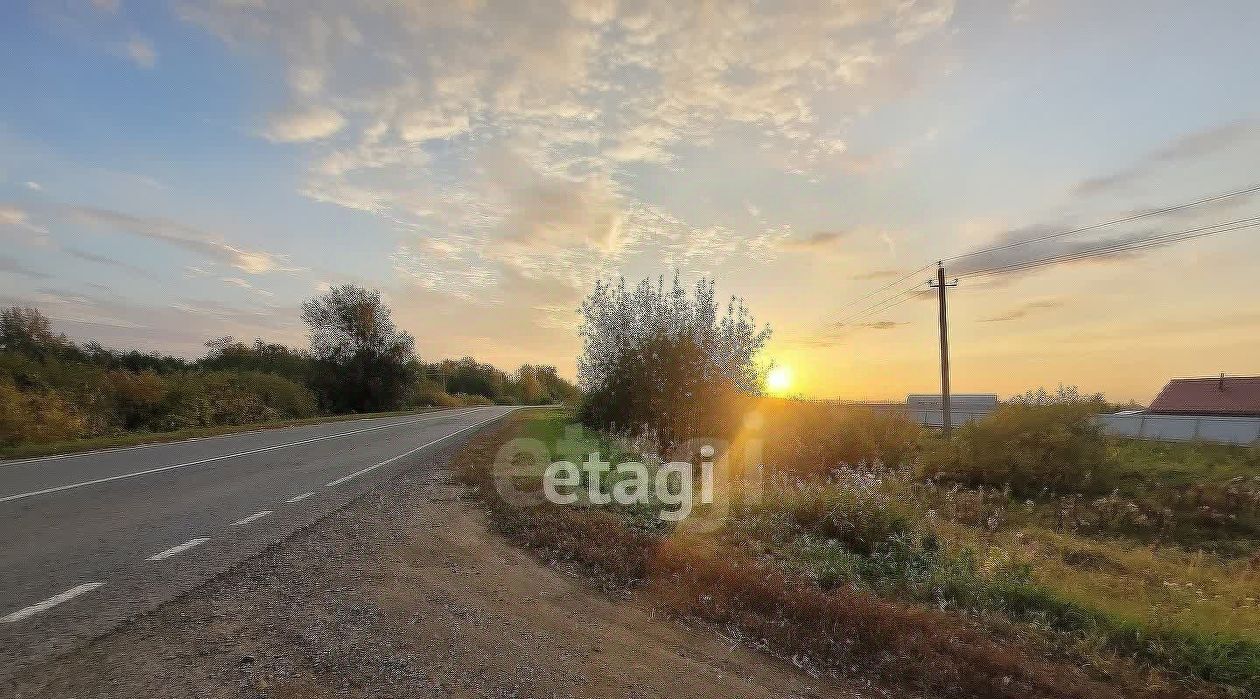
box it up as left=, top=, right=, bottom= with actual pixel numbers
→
left=0, top=405, right=518, bottom=675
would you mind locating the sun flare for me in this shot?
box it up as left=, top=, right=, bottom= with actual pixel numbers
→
left=766, top=365, right=792, bottom=393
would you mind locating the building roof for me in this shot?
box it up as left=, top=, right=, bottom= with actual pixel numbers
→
left=1148, top=376, right=1260, bottom=416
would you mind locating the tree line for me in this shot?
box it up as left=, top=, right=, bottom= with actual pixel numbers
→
left=0, top=284, right=578, bottom=447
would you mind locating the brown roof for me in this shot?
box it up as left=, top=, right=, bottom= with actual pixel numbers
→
left=1148, top=376, right=1260, bottom=416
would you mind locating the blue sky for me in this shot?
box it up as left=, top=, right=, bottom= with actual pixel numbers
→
left=2, top=1, right=1259, bottom=400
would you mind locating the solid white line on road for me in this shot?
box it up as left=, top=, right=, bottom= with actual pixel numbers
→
left=0, top=409, right=467, bottom=467
left=231, top=510, right=272, bottom=526
left=146, top=538, right=210, bottom=561
left=326, top=407, right=517, bottom=488
left=1, top=582, right=105, bottom=623
left=286, top=491, right=315, bottom=503
left=0, top=408, right=486, bottom=505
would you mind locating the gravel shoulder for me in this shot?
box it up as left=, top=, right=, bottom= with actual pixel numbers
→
left=6, top=416, right=864, bottom=698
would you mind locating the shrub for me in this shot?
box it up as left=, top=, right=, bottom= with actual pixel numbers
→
left=156, top=371, right=317, bottom=429
left=760, top=400, right=923, bottom=477
left=929, top=402, right=1108, bottom=496
left=0, top=378, right=88, bottom=446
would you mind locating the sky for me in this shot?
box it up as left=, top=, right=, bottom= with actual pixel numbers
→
left=2, top=0, right=1259, bottom=403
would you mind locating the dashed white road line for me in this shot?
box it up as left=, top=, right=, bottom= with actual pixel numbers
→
left=1, top=582, right=105, bottom=623
left=286, top=491, right=315, bottom=503
left=146, top=538, right=210, bottom=561
left=231, top=510, right=272, bottom=526
left=0, top=407, right=485, bottom=505
left=325, top=407, right=517, bottom=488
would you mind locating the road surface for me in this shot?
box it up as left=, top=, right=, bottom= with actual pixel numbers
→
left=0, top=405, right=517, bottom=675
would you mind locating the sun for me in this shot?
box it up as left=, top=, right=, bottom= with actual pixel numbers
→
left=766, top=365, right=792, bottom=393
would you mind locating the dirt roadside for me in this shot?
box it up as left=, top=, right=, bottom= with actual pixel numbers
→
left=6, top=416, right=875, bottom=698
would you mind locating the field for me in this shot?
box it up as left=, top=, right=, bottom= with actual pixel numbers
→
left=460, top=407, right=1259, bottom=699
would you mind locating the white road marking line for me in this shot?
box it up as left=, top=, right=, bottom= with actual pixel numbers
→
left=1, top=583, right=105, bottom=623
left=326, top=407, right=518, bottom=488
left=0, top=408, right=486, bottom=504
left=231, top=510, right=272, bottom=526
left=146, top=538, right=210, bottom=561
left=286, top=491, right=315, bottom=503
left=0, top=408, right=469, bottom=467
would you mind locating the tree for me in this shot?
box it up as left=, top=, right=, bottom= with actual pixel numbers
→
left=300, top=285, right=416, bottom=413
left=577, top=273, right=770, bottom=450
left=0, top=307, right=76, bottom=359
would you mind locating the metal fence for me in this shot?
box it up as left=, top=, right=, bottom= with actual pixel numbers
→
left=1098, top=412, right=1260, bottom=446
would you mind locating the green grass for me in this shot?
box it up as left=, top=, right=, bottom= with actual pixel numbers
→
left=0, top=407, right=451, bottom=461
left=1098, top=438, right=1260, bottom=494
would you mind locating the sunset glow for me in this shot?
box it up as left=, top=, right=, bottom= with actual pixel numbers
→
left=767, top=365, right=793, bottom=394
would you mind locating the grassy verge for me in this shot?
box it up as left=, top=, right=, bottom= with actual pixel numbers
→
left=0, top=406, right=455, bottom=461
left=453, top=409, right=1242, bottom=699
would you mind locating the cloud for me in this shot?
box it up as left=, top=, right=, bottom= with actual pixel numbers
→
left=63, top=246, right=154, bottom=277
left=947, top=182, right=1260, bottom=281
left=122, top=36, right=156, bottom=68
left=787, top=313, right=916, bottom=348
left=0, top=289, right=300, bottom=354
left=0, top=205, right=49, bottom=235
left=24, top=181, right=42, bottom=191
left=263, top=106, right=347, bottom=143
left=0, top=205, right=51, bottom=245
left=0, top=255, right=50, bottom=279
left=181, top=0, right=957, bottom=294
left=67, top=204, right=300, bottom=275
left=1074, top=119, right=1260, bottom=196
left=857, top=320, right=907, bottom=330
left=851, top=268, right=903, bottom=280
left=781, top=230, right=847, bottom=251
left=978, top=298, right=1064, bottom=322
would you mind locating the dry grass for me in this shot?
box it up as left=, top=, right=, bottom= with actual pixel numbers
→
left=454, top=410, right=1238, bottom=699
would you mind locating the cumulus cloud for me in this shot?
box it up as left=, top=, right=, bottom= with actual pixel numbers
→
left=180, top=0, right=957, bottom=296
left=263, top=105, right=347, bottom=143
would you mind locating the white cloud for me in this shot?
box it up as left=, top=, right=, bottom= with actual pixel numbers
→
left=0, top=205, right=51, bottom=245
left=123, top=36, right=157, bottom=68
left=182, top=0, right=957, bottom=296
left=262, top=105, right=347, bottom=143
left=67, top=204, right=301, bottom=275
left=24, top=181, right=42, bottom=191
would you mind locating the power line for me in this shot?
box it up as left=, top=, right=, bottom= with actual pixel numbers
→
left=942, top=182, right=1260, bottom=264
left=831, top=264, right=933, bottom=314
left=955, top=216, right=1260, bottom=280
left=828, top=183, right=1260, bottom=330
left=831, top=215, right=1259, bottom=329
left=835, top=287, right=927, bottom=326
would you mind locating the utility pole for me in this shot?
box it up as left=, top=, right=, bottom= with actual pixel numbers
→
left=929, top=263, right=959, bottom=437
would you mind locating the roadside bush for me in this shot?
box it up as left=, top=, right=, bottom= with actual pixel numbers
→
left=106, top=369, right=168, bottom=429
left=929, top=402, right=1108, bottom=497
left=760, top=400, right=923, bottom=477
left=0, top=378, right=88, bottom=446
left=155, top=371, right=317, bottom=429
